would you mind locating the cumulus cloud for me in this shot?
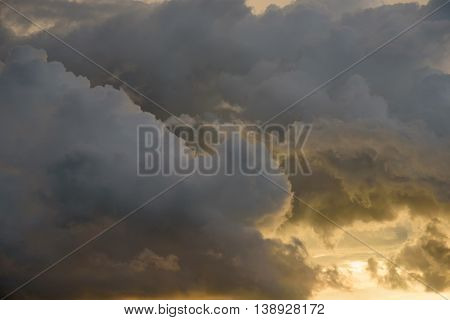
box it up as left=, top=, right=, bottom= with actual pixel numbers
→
left=1, top=0, right=446, bottom=125
left=0, top=46, right=318, bottom=299
left=3, top=1, right=448, bottom=234
left=283, top=118, right=450, bottom=241
left=0, top=0, right=450, bottom=298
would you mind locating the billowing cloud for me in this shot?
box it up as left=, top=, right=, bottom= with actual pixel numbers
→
left=0, top=46, right=317, bottom=299
left=3, top=1, right=448, bottom=234
left=284, top=118, right=450, bottom=241
left=1, top=0, right=447, bottom=124
left=0, top=0, right=449, bottom=299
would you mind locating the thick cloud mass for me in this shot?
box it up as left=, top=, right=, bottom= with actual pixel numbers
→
left=0, top=0, right=450, bottom=298
left=1, top=0, right=449, bottom=233
left=1, top=0, right=447, bottom=125
left=285, top=119, right=450, bottom=241
left=0, top=46, right=317, bottom=299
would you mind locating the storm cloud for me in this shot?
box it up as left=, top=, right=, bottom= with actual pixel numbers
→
left=0, top=0, right=449, bottom=298
left=0, top=46, right=316, bottom=299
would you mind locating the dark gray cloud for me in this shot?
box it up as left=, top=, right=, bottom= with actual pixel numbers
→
left=0, top=46, right=319, bottom=299
left=0, top=0, right=450, bottom=298
left=0, top=0, right=133, bottom=35
left=1, top=0, right=446, bottom=127
left=4, top=2, right=449, bottom=225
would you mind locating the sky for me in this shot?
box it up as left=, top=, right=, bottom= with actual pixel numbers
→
left=0, top=0, right=449, bottom=299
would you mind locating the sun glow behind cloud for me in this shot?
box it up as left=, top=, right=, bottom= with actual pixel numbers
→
left=1, top=0, right=450, bottom=300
